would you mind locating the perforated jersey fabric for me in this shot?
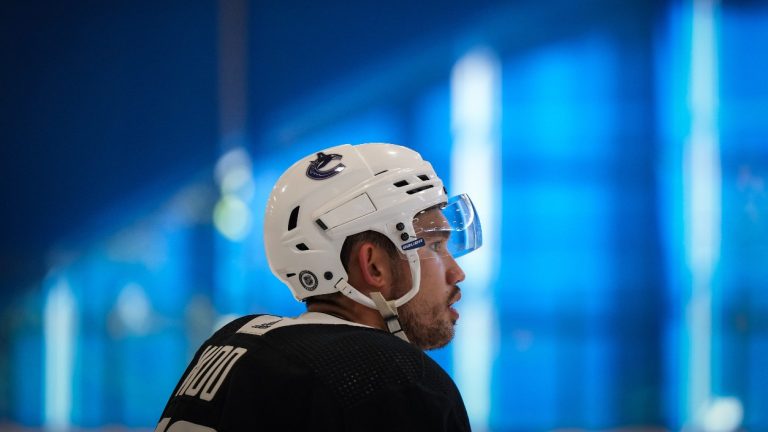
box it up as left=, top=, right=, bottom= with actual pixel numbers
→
left=156, top=314, right=471, bottom=432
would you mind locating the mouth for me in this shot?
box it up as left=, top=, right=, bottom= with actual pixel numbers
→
left=449, top=306, right=460, bottom=322
left=448, top=287, right=461, bottom=321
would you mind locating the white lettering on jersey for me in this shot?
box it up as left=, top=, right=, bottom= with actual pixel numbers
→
left=175, top=345, right=247, bottom=401
left=200, top=346, right=246, bottom=401
left=176, top=345, right=220, bottom=396
left=184, top=345, right=232, bottom=397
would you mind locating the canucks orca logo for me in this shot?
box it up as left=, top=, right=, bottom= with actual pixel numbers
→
left=306, top=152, right=345, bottom=180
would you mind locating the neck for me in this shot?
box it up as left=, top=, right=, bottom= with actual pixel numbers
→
left=306, top=294, right=386, bottom=330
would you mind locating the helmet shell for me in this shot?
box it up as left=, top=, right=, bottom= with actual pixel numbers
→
left=264, top=143, right=446, bottom=305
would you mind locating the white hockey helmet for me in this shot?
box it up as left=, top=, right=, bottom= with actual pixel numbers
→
left=264, top=143, right=481, bottom=312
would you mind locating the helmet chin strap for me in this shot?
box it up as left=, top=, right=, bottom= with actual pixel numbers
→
left=335, top=252, right=421, bottom=343
left=369, top=292, right=410, bottom=343
left=369, top=252, right=421, bottom=343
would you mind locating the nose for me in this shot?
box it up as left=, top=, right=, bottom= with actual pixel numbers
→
left=446, top=255, right=465, bottom=285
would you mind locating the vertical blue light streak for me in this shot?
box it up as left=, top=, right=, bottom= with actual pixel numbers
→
left=450, top=47, right=501, bottom=431
left=683, top=0, right=723, bottom=427
left=44, top=276, right=77, bottom=431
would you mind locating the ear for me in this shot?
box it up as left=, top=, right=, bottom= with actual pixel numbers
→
left=354, top=243, right=397, bottom=297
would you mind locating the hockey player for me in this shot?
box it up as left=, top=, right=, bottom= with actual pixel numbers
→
left=156, top=143, right=482, bottom=431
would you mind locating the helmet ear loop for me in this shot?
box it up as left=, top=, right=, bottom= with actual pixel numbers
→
left=393, top=251, right=421, bottom=307
left=369, top=250, right=421, bottom=343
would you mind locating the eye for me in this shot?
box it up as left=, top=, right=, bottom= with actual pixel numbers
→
left=429, top=241, right=444, bottom=252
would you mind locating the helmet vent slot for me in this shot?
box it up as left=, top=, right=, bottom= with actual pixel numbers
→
left=375, top=170, right=388, bottom=176
left=406, top=185, right=434, bottom=195
left=288, top=206, right=300, bottom=231
left=316, top=219, right=328, bottom=230
left=295, top=243, right=309, bottom=251
left=393, top=180, right=409, bottom=187
left=286, top=273, right=296, bottom=277
left=417, top=174, right=430, bottom=181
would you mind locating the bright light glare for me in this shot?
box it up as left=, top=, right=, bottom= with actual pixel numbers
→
left=213, top=194, right=252, bottom=241
left=214, top=147, right=252, bottom=188
left=684, top=0, right=721, bottom=425
left=116, top=282, right=151, bottom=334
left=220, top=166, right=255, bottom=197
left=450, top=46, right=501, bottom=430
left=686, top=0, right=721, bottom=277
left=44, top=277, right=77, bottom=431
left=452, top=50, right=497, bottom=135
left=700, top=397, right=744, bottom=432
left=450, top=46, right=501, bottom=292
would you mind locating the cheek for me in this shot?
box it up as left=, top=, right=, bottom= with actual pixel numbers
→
left=417, top=258, right=448, bottom=291
left=417, top=259, right=446, bottom=305
left=418, top=259, right=438, bottom=281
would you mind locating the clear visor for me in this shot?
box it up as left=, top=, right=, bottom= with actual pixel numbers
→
left=406, top=193, right=482, bottom=260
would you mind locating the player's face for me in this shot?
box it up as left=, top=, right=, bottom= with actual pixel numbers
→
left=397, top=209, right=465, bottom=350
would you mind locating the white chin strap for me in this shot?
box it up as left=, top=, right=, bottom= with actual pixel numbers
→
left=369, top=292, right=409, bottom=342
left=334, top=251, right=421, bottom=343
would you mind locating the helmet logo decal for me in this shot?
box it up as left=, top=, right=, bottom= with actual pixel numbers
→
left=299, top=270, right=319, bottom=291
left=401, top=237, right=425, bottom=251
left=306, top=152, right=345, bottom=180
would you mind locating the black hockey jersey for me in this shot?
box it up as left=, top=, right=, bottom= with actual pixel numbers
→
left=155, top=312, right=471, bottom=431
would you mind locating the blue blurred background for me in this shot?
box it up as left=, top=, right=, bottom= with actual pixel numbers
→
left=1, top=0, right=767, bottom=430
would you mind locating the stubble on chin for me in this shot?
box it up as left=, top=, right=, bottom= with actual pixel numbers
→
left=398, top=301, right=456, bottom=351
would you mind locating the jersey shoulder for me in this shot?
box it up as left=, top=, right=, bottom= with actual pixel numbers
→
left=264, top=324, right=461, bottom=409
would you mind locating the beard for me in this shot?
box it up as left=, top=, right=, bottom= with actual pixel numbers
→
left=397, top=288, right=459, bottom=351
